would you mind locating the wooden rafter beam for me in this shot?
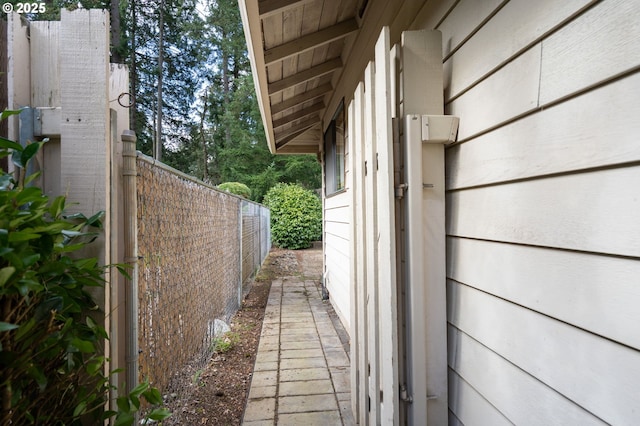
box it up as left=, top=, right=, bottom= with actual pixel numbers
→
left=272, top=102, right=324, bottom=129
left=268, top=58, right=342, bottom=94
left=258, top=0, right=314, bottom=17
left=274, top=116, right=319, bottom=140
left=270, top=83, right=333, bottom=114
left=277, top=144, right=319, bottom=154
left=264, top=18, right=358, bottom=65
left=276, top=127, right=315, bottom=150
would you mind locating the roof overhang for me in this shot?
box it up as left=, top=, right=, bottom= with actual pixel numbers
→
left=239, top=0, right=361, bottom=155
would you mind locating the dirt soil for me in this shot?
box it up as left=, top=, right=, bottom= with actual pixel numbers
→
left=160, top=248, right=304, bottom=426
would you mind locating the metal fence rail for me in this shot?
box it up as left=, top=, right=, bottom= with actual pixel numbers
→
left=135, top=154, right=270, bottom=392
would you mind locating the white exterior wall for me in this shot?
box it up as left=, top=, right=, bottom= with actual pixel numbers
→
left=409, top=0, right=640, bottom=423
left=322, top=80, right=350, bottom=334
left=324, top=154, right=351, bottom=332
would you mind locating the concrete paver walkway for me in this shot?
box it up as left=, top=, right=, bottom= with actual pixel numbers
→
left=243, top=276, right=355, bottom=425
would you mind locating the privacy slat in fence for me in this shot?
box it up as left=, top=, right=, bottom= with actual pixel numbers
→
left=136, top=155, right=270, bottom=393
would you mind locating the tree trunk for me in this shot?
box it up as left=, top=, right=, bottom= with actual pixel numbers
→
left=155, top=1, right=164, bottom=161
left=110, top=0, right=122, bottom=63
left=129, top=0, right=137, bottom=133
left=200, top=90, right=209, bottom=181
left=222, top=31, right=231, bottom=149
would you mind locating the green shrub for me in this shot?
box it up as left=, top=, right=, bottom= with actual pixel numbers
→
left=0, top=111, right=169, bottom=425
left=263, top=183, right=321, bottom=250
left=218, top=182, right=251, bottom=198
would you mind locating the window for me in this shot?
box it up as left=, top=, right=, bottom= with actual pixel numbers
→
left=324, top=102, right=345, bottom=195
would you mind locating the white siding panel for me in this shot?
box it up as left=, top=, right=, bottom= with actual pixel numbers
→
left=447, top=237, right=640, bottom=350
left=437, top=0, right=505, bottom=59
left=325, top=191, right=349, bottom=210
left=447, top=46, right=541, bottom=141
left=325, top=224, right=350, bottom=331
left=448, top=325, right=607, bottom=426
left=449, top=282, right=640, bottom=424
left=325, top=243, right=350, bottom=330
left=539, top=0, right=640, bottom=104
left=325, top=220, right=349, bottom=241
left=448, top=369, right=512, bottom=426
left=447, top=72, right=640, bottom=189
left=444, top=0, right=592, bottom=99
left=325, top=210, right=348, bottom=223
left=324, top=190, right=350, bottom=331
left=449, top=412, right=464, bottom=426
left=324, top=194, right=349, bottom=251
left=325, top=234, right=349, bottom=266
left=410, top=0, right=457, bottom=31
left=325, top=240, right=349, bottom=276
left=447, top=166, right=640, bottom=257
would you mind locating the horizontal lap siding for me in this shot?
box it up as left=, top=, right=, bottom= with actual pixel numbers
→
left=447, top=370, right=512, bottom=426
left=324, top=192, right=351, bottom=331
left=413, top=0, right=640, bottom=422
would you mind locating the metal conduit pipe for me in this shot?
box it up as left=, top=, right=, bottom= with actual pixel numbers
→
left=122, top=130, right=139, bottom=396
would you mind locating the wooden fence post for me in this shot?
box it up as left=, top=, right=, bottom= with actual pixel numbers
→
left=59, top=7, right=112, bottom=393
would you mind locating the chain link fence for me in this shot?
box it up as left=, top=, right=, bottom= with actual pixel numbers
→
left=242, top=200, right=271, bottom=285
left=135, top=154, right=270, bottom=393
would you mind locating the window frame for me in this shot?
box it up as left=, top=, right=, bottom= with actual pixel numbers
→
left=324, top=101, right=345, bottom=196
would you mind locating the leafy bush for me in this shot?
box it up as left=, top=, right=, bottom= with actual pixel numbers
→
left=0, top=111, right=169, bottom=425
left=263, top=183, right=321, bottom=249
left=218, top=181, right=251, bottom=198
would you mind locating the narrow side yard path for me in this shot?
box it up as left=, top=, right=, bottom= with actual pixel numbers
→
left=243, top=252, right=355, bottom=425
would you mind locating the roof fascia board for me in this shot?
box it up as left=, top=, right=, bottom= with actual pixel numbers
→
left=239, top=0, right=277, bottom=153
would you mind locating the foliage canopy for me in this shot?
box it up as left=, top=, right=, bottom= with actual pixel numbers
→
left=218, top=182, right=251, bottom=198
left=263, top=183, right=322, bottom=250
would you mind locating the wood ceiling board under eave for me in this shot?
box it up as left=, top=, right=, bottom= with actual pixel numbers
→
left=279, top=55, right=300, bottom=102
left=249, top=0, right=362, bottom=154
left=264, top=10, right=284, bottom=105
left=276, top=127, right=316, bottom=149
left=268, top=57, right=343, bottom=94
left=281, top=49, right=312, bottom=99
left=276, top=131, right=322, bottom=153
left=301, top=0, right=323, bottom=35
left=272, top=101, right=324, bottom=129
left=271, top=83, right=333, bottom=114
left=271, top=89, right=324, bottom=122
left=321, top=0, right=407, bottom=127
left=308, top=0, right=346, bottom=68
left=274, top=116, right=320, bottom=139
